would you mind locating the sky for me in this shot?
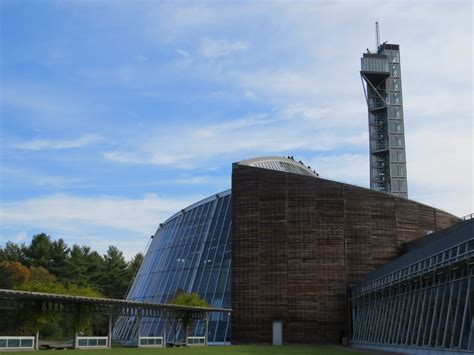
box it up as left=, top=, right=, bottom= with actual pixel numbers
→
left=1, top=0, right=472, bottom=259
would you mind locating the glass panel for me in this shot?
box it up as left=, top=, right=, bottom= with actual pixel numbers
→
left=391, top=52, right=400, bottom=63
left=20, top=339, right=33, bottom=347
left=7, top=339, right=20, bottom=348
left=78, top=339, right=87, bottom=347
left=0, top=339, right=6, bottom=348
left=98, top=339, right=106, bottom=346
left=393, top=78, right=401, bottom=91
left=391, top=64, right=400, bottom=77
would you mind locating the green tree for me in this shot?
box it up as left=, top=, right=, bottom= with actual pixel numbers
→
left=85, top=250, right=105, bottom=291
left=29, top=266, right=56, bottom=284
left=15, top=281, right=102, bottom=336
left=66, top=245, right=90, bottom=286
left=48, top=238, right=70, bottom=279
left=100, top=246, right=130, bottom=298
left=168, top=290, right=209, bottom=341
left=0, top=241, right=27, bottom=263
left=128, top=252, right=144, bottom=276
left=23, top=233, right=53, bottom=267
left=24, top=234, right=70, bottom=281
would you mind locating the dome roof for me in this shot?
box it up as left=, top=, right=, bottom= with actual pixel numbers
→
left=236, top=156, right=319, bottom=177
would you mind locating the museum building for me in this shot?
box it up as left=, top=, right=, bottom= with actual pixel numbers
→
left=113, top=156, right=462, bottom=346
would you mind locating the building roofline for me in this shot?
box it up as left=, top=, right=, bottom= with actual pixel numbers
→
left=236, top=156, right=318, bottom=177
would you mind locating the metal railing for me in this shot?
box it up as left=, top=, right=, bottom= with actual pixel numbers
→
left=76, top=336, right=108, bottom=348
left=138, top=336, right=164, bottom=347
left=0, top=336, right=35, bottom=350
left=187, top=336, right=206, bottom=346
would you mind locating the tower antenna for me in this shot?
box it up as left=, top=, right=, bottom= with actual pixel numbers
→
left=375, top=21, right=380, bottom=49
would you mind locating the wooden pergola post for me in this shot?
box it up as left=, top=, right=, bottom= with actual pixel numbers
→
left=136, top=309, right=142, bottom=345
left=35, top=330, right=39, bottom=350
left=163, top=317, right=167, bottom=346
left=204, top=312, right=209, bottom=345
left=107, top=311, right=113, bottom=348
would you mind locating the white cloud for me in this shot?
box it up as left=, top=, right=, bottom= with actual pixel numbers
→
left=15, top=231, right=28, bottom=242
left=176, top=48, right=190, bottom=57
left=309, top=153, right=370, bottom=188
left=0, top=193, right=200, bottom=239
left=134, top=54, right=148, bottom=63
left=199, top=38, right=248, bottom=59
left=406, top=127, right=473, bottom=217
left=1, top=167, right=87, bottom=189
left=102, top=109, right=368, bottom=168
left=15, top=133, right=101, bottom=150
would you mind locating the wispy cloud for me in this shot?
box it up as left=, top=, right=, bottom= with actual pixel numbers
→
left=176, top=49, right=190, bottom=57
left=0, top=193, right=205, bottom=258
left=308, top=153, right=370, bottom=188
left=14, top=133, right=101, bottom=151
left=102, top=110, right=368, bottom=168
left=0, top=193, right=201, bottom=239
left=199, top=38, right=248, bottom=59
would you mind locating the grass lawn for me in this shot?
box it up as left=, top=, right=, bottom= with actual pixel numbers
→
left=14, top=345, right=374, bottom=355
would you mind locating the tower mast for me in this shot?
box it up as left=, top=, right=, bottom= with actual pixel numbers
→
left=375, top=21, right=380, bottom=49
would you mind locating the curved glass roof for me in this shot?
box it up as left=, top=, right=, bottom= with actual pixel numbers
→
left=237, top=156, right=319, bottom=177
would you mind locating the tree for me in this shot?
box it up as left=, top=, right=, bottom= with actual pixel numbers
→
left=48, top=238, right=70, bottom=280
left=168, top=290, right=209, bottom=341
left=100, top=246, right=130, bottom=299
left=23, top=233, right=53, bottom=267
left=0, top=261, right=30, bottom=288
left=66, top=245, right=90, bottom=286
left=0, top=242, right=26, bottom=263
left=85, top=250, right=104, bottom=290
left=15, top=281, right=102, bottom=336
left=23, top=234, right=70, bottom=281
left=128, top=252, right=144, bottom=277
left=29, top=266, right=56, bottom=284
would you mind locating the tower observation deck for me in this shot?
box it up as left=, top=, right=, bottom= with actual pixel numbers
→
left=360, top=39, right=408, bottom=198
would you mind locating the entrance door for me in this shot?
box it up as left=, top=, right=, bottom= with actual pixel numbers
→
left=272, top=321, right=282, bottom=346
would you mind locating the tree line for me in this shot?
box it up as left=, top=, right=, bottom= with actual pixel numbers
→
left=0, top=233, right=143, bottom=298
left=0, top=233, right=144, bottom=337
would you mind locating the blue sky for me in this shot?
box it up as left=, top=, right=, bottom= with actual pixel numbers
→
left=1, top=0, right=472, bottom=259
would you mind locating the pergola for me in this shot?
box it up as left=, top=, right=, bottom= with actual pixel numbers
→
left=0, top=288, right=231, bottom=349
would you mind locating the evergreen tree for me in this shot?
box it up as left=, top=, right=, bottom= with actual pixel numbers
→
left=67, top=245, right=90, bottom=286
left=85, top=250, right=104, bottom=291
left=23, top=234, right=70, bottom=280
left=0, top=241, right=27, bottom=263
left=48, top=238, right=70, bottom=280
left=128, top=252, right=144, bottom=277
left=100, top=246, right=130, bottom=299
left=23, top=233, right=53, bottom=267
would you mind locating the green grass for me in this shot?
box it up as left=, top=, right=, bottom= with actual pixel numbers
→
left=11, top=345, right=373, bottom=355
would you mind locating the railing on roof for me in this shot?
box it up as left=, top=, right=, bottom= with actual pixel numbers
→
left=462, top=213, right=473, bottom=220
left=353, top=238, right=473, bottom=297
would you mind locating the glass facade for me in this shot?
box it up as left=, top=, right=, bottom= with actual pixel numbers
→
left=113, top=190, right=232, bottom=344
left=352, top=219, right=474, bottom=352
